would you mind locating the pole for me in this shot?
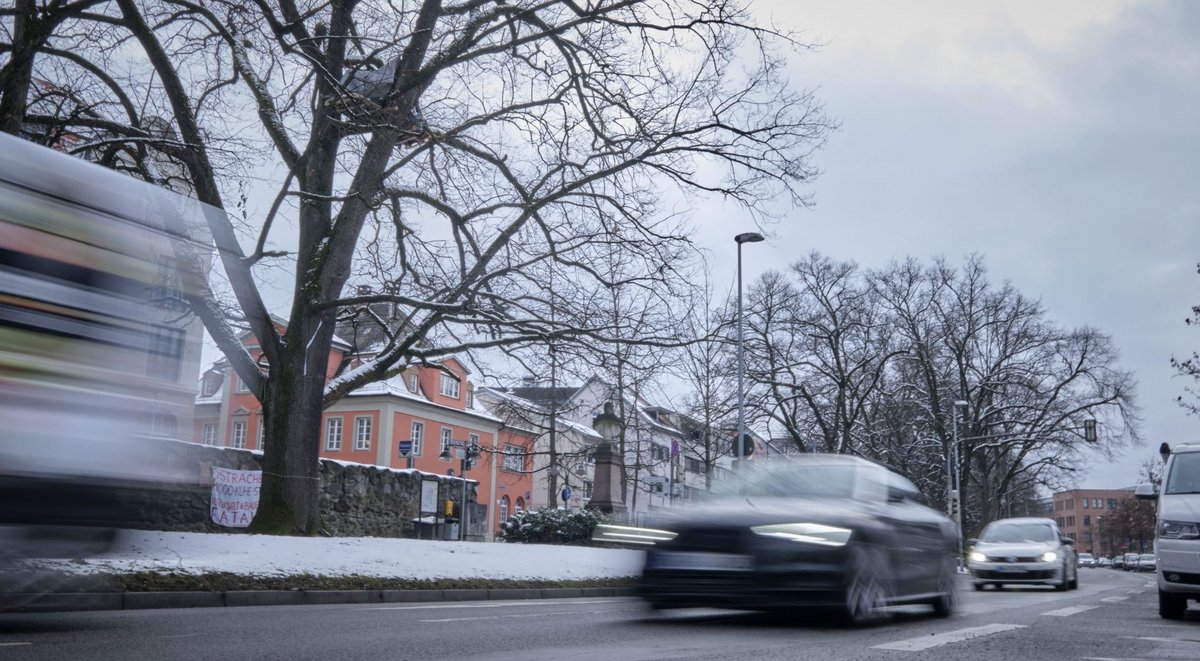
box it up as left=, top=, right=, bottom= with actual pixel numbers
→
left=733, top=233, right=763, bottom=472
left=736, top=240, right=745, bottom=470
left=952, top=404, right=964, bottom=570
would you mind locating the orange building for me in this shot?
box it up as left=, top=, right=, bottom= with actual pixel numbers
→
left=193, top=327, right=533, bottom=540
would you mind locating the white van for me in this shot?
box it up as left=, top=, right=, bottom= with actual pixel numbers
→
left=1136, top=442, right=1200, bottom=619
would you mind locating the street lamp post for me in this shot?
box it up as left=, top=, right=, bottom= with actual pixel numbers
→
left=950, top=399, right=968, bottom=568
left=734, top=232, right=764, bottom=470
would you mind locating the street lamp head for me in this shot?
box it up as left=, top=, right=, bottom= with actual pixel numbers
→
left=547, top=464, right=560, bottom=478
left=734, top=232, right=765, bottom=244
left=591, top=400, right=623, bottom=443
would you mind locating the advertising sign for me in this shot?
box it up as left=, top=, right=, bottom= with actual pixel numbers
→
left=210, top=467, right=262, bottom=527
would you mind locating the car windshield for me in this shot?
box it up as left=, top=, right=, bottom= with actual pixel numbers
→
left=1080, top=554, right=1094, bottom=559
left=1165, top=452, right=1200, bottom=494
left=1141, top=554, right=1154, bottom=560
left=708, top=460, right=865, bottom=500
left=980, top=522, right=1057, bottom=543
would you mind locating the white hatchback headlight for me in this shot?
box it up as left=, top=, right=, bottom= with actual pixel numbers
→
left=1041, top=550, right=1058, bottom=562
left=969, top=551, right=987, bottom=563
left=750, top=523, right=852, bottom=547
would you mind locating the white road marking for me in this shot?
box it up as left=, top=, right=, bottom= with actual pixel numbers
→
left=1101, top=596, right=1129, bottom=602
left=1083, top=657, right=1156, bottom=661
left=873, top=623, right=1027, bottom=651
left=1127, top=636, right=1200, bottom=644
left=421, top=608, right=627, bottom=623
left=1041, top=605, right=1099, bottom=616
left=0, top=643, right=31, bottom=647
left=362, top=598, right=627, bottom=611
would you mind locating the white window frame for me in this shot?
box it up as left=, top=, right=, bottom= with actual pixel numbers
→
left=354, top=416, right=372, bottom=451
left=236, top=375, right=249, bottom=393
left=439, top=427, right=453, bottom=460
left=202, top=423, right=217, bottom=446
left=465, top=388, right=474, bottom=408
left=231, top=420, right=247, bottom=449
left=257, top=418, right=265, bottom=449
left=411, top=421, right=424, bottom=456
left=469, top=433, right=480, bottom=451
left=325, top=417, right=343, bottom=451
left=502, top=444, right=524, bottom=472
left=439, top=373, right=460, bottom=399
left=409, top=374, right=419, bottom=392
left=499, top=496, right=509, bottom=523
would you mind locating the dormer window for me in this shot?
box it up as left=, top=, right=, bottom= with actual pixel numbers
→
left=410, top=373, right=419, bottom=392
left=439, top=373, right=460, bottom=399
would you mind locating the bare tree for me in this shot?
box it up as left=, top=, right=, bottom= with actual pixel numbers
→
left=3, top=1, right=832, bottom=533
left=671, top=272, right=738, bottom=489
left=1171, top=262, right=1200, bottom=416
left=745, top=253, right=902, bottom=454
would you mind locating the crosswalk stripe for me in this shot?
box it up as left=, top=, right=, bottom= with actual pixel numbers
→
left=1042, top=605, right=1099, bottom=616
left=873, top=623, right=1027, bottom=651
left=1101, top=596, right=1129, bottom=602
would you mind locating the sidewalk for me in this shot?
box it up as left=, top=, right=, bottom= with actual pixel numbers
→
left=5, top=585, right=638, bottom=613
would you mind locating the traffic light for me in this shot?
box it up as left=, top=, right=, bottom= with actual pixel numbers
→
left=464, top=442, right=480, bottom=470
left=949, top=489, right=960, bottom=520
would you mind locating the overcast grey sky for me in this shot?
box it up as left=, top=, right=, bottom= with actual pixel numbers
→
left=692, top=0, right=1199, bottom=487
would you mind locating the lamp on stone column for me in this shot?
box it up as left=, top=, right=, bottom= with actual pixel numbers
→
left=585, top=401, right=626, bottom=520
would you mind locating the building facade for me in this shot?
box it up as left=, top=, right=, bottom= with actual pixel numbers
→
left=193, top=329, right=533, bottom=540
left=1051, top=488, right=1136, bottom=558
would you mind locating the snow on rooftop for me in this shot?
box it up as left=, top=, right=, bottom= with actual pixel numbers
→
left=31, top=529, right=644, bottom=581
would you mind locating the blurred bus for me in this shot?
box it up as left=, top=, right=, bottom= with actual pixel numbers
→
left=0, top=132, right=210, bottom=571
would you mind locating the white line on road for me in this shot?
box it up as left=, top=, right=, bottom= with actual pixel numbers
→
left=421, top=608, right=628, bottom=623
left=873, top=624, right=1027, bottom=651
left=361, top=598, right=627, bottom=611
left=1083, top=657, right=1156, bottom=661
left=1101, top=596, right=1130, bottom=602
left=1041, top=605, right=1099, bottom=616
left=0, top=643, right=31, bottom=647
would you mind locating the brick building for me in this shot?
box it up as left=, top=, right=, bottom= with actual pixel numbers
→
left=1051, top=488, right=1136, bottom=558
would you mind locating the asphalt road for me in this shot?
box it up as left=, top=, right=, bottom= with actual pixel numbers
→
left=1, top=569, right=1196, bottom=661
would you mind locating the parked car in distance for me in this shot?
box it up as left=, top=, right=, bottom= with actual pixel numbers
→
left=1124, top=552, right=1141, bottom=571
left=1077, top=553, right=1095, bottom=568
left=1098, top=557, right=1112, bottom=568
left=1138, top=554, right=1158, bottom=572
left=1112, top=555, right=1124, bottom=569
left=967, top=517, right=1078, bottom=591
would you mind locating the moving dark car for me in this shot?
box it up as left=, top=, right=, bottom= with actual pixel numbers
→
left=636, top=455, right=959, bottom=624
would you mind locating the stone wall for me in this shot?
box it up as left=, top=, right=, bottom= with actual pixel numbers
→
left=122, top=440, right=477, bottom=538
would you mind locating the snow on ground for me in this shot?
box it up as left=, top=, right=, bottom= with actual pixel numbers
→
left=30, top=530, right=645, bottom=581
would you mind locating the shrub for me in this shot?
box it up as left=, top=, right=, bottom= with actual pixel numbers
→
left=498, top=507, right=604, bottom=545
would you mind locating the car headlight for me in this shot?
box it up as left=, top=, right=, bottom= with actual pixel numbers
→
left=1041, top=551, right=1058, bottom=562
left=750, top=523, right=852, bottom=547
left=969, top=551, right=987, bottom=563
left=1160, top=520, right=1200, bottom=539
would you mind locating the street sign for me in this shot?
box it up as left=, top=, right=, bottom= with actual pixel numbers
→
left=561, top=486, right=573, bottom=502
left=398, top=440, right=413, bottom=456
left=449, top=440, right=466, bottom=447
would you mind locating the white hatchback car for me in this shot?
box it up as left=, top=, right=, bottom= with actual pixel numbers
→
left=1077, top=553, right=1095, bottom=568
left=968, top=517, right=1078, bottom=591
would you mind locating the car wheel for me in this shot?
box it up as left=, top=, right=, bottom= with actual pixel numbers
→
left=1053, top=561, right=1070, bottom=591
left=930, top=558, right=958, bottom=617
left=1068, top=565, right=1079, bottom=590
left=1159, top=590, right=1187, bottom=620
left=842, top=546, right=891, bottom=625
left=972, top=582, right=984, bottom=592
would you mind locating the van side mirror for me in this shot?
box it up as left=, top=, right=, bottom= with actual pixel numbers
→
left=1135, top=483, right=1158, bottom=500
left=967, top=538, right=978, bottom=546
left=1160, top=442, right=1171, bottom=463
